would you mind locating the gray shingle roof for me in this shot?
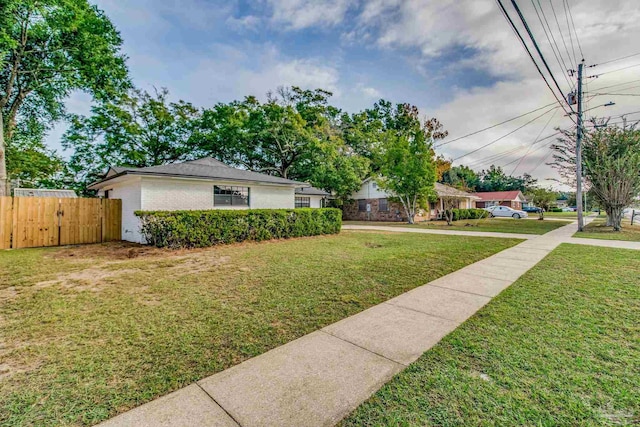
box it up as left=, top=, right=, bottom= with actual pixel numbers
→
left=90, top=158, right=309, bottom=189
left=295, top=186, right=331, bottom=196
left=435, top=183, right=478, bottom=198
left=14, top=188, right=77, bottom=198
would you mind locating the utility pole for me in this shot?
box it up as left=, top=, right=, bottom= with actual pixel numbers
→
left=576, top=60, right=584, bottom=231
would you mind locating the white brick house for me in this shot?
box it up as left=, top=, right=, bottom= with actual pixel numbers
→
left=89, top=157, right=327, bottom=243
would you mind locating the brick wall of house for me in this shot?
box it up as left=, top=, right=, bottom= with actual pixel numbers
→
left=342, top=198, right=407, bottom=221
left=341, top=198, right=435, bottom=222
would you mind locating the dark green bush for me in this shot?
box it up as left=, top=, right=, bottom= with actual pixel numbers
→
left=550, top=207, right=563, bottom=212
left=135, top=208, right=342, bottom=248
left=450, top=208, right=488, bottom=221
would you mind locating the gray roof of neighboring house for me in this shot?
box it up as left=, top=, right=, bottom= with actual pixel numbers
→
left=295, top=186, right=331, bottom=196
left=435, top=183, right=478, bottom=199
left=89, top=157, right=309, bottom=189
left=14, top=188, right=78, bottom=198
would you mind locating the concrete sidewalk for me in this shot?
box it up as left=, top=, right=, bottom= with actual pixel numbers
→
left=99, top=220, right=608, bottom=427
left=566, top=237, right=640, bottom=250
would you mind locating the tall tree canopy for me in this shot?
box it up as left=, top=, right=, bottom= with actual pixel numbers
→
left=195, top=87, right=369, bottom=199
left=581, top=126, right=640, bottom=230
left=440, top=164, right=536, bottom=193
left=63, top=88, right=199, bottom=188
left=375, top=103, right=446, bottom=224
left=0, top=0, right=129, bottom=194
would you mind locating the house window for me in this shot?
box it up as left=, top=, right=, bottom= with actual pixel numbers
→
left=295, top=197, right=310, bottom=208
left=358, top=199, right=367, bottom=212
left=379, top=198, right=389, bottom=212
left=214, top=186, right=249, bottom=206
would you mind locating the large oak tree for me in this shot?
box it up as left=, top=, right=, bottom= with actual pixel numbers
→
left=0, top=0, right=129, bottom=195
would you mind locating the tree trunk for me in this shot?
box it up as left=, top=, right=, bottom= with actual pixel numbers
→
left=610, top=207, right=623, bottom=231
left=400, top=196, right=414, bottom=224
left=605, top=208, right=614, bottom=226
left=0, top=113, right=7, bottom=196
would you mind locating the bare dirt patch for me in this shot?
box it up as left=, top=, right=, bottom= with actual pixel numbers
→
left=34, top=268, right=139, bottom=291
left=48, top=242, right=206, bottom=261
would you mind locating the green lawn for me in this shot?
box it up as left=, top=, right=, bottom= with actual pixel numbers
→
left=0, top=232, right=521, bottom=426
left=342, top=244, right=640, bottom=427
left=576, top=217, right=640, bottom=242
left=345, top=218, right=572, bottom=235
left=543, top=211, right=581, bottom=218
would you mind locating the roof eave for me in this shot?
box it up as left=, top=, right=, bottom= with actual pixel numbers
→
left=88, top=170, right=309, bottom=190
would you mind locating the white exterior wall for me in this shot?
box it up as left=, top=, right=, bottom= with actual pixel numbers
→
left=105, top=178, right=143, bottom=243
left=249, top=185, right=295, bottom=209
left=350, top=180, right=391, bottom=199
left=309, top=195, right=324, bottom=208
left=140, top=177, right=295, bottom=211
left=101, top=176, right=298, bottom=243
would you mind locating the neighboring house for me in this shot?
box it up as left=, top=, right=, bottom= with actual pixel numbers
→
left=342, top=178, right=477, bottom=221
left=473, top=190, right=527, bottom=210
left=294, top=186, right=331, bottom=208
left=88, top=157, right=312, bottom=243
left=556, top=199, right=569, bottom=208
left=14, top=188, right=77, bottom=198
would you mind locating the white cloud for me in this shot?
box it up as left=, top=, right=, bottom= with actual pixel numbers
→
left=182, top=45, right=342, bottom=104
left=266, top=0, right=355, bottom=30
left=349, top=0, right=640, bottom=187
left=357, top=85, right=382, bottom=99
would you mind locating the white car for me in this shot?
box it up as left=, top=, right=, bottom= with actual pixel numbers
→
left=484, top=205, right=529, bottom=219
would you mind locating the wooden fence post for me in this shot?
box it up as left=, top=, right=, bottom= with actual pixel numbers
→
left=0, top=197, right=13, bottom=249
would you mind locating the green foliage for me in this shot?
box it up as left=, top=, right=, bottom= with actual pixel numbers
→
left=441, top=165, right=480, bottom=191
left=1, top=0, right=130, bottom=193
left=440, top=164, right=537, bottom=193
left=550, top=207, right=563, bottom=212
left=477, top=165, right=537, bottom=193
left=192, top=87, right=370, bottom=198
left=63, top=88, right=199, bottom=186
left=582, top=126, right=640, bottom=231
left=5, top=117, right=65, bottom=188
left=526, top=187, right=557, bottom=211
left=374, top=103, right=444, bottom=223
left=449, top=208, right=489, bottom=221
left=136, top=208, right=342, bottom=248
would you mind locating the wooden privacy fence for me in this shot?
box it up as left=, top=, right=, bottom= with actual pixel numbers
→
left=0, top=197, right=121, bottom=249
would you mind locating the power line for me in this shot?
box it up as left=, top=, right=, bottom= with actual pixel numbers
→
left=509, top=0, right=576, bottom=114
left=548, top=0, right=575, bottom=68
left=589, top=63, right=640, bottom=78
left=562, top=0, right=579, bottom=64
left=565, top=0, right=584, bottom=60
left=591, top=52, right=640, bottom=67
left=464, top=129, right=563, bottom=170
left=510, top=107, right=559, bottom=174
left=531, top=0, right=573, bottom=89
left=503, top=141, right=553, bottom=168
left=585, top=84, right=640, bottom=94
left=589, top=78, right=640, bottom=92
left=495, top=0, right=575, bottom=120
left=435, top=102, right=558, bottom=148
left=591, top=93, right=640, bottom=97
left=527, top=149, right=555, bottom=174
left=453, top=107, right=558, bottom=161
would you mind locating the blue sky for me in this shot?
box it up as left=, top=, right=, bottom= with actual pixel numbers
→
left=49, top=0, right=640, bottom=188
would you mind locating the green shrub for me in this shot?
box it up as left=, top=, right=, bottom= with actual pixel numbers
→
left=135, top=208, right=342, bottom=248
left=449, top=208, right=488, bottom=221
left=550, top=207, right=563, bottom=212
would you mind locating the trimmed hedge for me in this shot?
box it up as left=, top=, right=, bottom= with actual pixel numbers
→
left=135, top=208, right=342, bottom=248
left=450, top=208, right=489, bottom=221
